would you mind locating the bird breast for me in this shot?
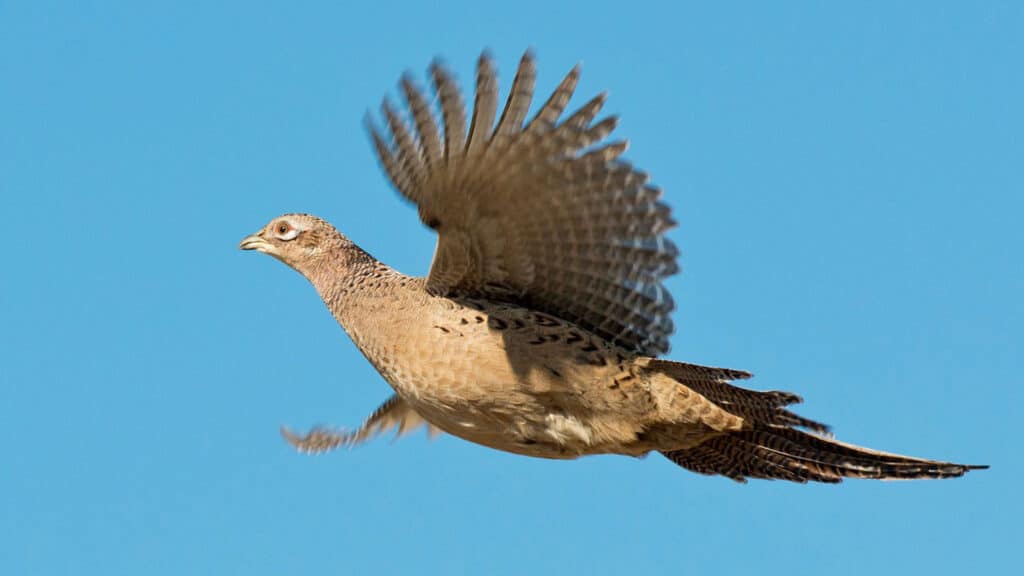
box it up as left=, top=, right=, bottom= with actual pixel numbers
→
left=333, top=285, right=655, bottom=457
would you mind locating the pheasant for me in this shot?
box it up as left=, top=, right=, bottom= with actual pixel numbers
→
left=239, top=51, right=985, bottom=483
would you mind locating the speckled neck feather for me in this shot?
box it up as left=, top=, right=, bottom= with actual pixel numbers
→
left=305, top=240, right=416, bottom=332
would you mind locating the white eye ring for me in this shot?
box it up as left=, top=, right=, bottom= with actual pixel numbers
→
left=273, top=221, right=299, bottom=241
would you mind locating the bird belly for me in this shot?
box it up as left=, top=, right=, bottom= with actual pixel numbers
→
left=357, top=298, right=658, bottom=458
left=411, top=400, right=597, bottom=459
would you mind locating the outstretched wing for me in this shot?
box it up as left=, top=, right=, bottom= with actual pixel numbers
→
left=281, top=395, right=442, bottom=453
left=368, top=51, right=679, bottom=356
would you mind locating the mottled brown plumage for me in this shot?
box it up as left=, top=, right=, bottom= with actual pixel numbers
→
left=239, top=51, right=985, bottom=483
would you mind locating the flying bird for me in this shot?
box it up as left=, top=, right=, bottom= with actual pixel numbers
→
left=240, top=51, right=985, bottom=483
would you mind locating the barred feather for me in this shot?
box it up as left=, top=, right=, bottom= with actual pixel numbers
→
left=494, top=52, right=535, bottom=142
left=525, top=64, right=579, bottom=133
left=429, top=62, right=466, bottom=158
left=467, top=53, right=498, bottom=154
left=400, top=75, right=441, bottom=167
left=648, top=358, right=830, bottom=433
left=662, top=429, right=986, bottom=483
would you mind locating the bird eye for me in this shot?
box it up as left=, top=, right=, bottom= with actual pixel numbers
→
left=274, top=221, right=298, bottom=240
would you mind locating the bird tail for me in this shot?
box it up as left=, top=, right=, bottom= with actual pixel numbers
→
left=645, top=359, right=832, bottom=434
left=661, top=427, right=987, bottom=483
left=646, top=359, right=987, bottom=483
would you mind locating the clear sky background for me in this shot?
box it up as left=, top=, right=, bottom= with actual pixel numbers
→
left=2, top=2, right=1020, bottom=574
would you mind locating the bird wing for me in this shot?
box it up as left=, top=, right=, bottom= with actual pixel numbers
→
left=367, top=51, right=679, bottom=356
left=280, top=395, right=442, bottom=453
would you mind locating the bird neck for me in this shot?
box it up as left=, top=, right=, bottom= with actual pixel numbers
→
left=306, top=242, right=416, bottom=340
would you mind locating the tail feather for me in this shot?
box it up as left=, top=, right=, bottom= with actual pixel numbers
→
left=669, top=435, right=819, bottom=483
left=649, top=359, right=986, bottom=483
left=663, top=428, right=987, bottom=483
left=648, top=359, right=831, bottom=434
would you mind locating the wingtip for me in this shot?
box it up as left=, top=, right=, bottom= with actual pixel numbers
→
left=279, top=425, right=351, bottom=455
left=475, top=51, right=498, bottom=87
left=477, top=49, right=495, bottom=68
left=429, top=57, right=453, bottom=83
left=362, top=109, right=377, bottom=131
left=364, top=111, right=390, bottom=149
left=521, top=47, right=536, bottom=61
left=279, top=425, right=303, bottom=450
left=399, top=71, right=416, bottom=90
left=429, top=54, right=449, bottom=71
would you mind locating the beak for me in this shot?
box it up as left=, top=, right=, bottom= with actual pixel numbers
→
left=239, top=233, right=270, bottom=252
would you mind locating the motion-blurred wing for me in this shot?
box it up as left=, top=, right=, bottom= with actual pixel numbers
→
left=368, top=51, right=678, bottom=356
left=281, top=395, right=441, bottom=453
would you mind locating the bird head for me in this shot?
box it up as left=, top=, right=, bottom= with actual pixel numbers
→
left=239, top=213, right=344, bottom=277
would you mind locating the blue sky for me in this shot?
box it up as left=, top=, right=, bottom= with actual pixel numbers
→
left=2, top=1, right=1020, bottom=574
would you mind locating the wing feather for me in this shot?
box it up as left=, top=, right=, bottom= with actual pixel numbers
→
left=525, top=64, right=579, bottom=133
left=281, top=395, right=441, bottom=454
left=493, top=52, right=536, bottom=142
left=400, top=75, right=441, bottom=167
left=430, top=61, right=467, bottom=160
left=368, top=51, right=679, bottom=355
left=467, top=54, right=498, bottom=154
left=381, top=99, right=425, bottom=203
